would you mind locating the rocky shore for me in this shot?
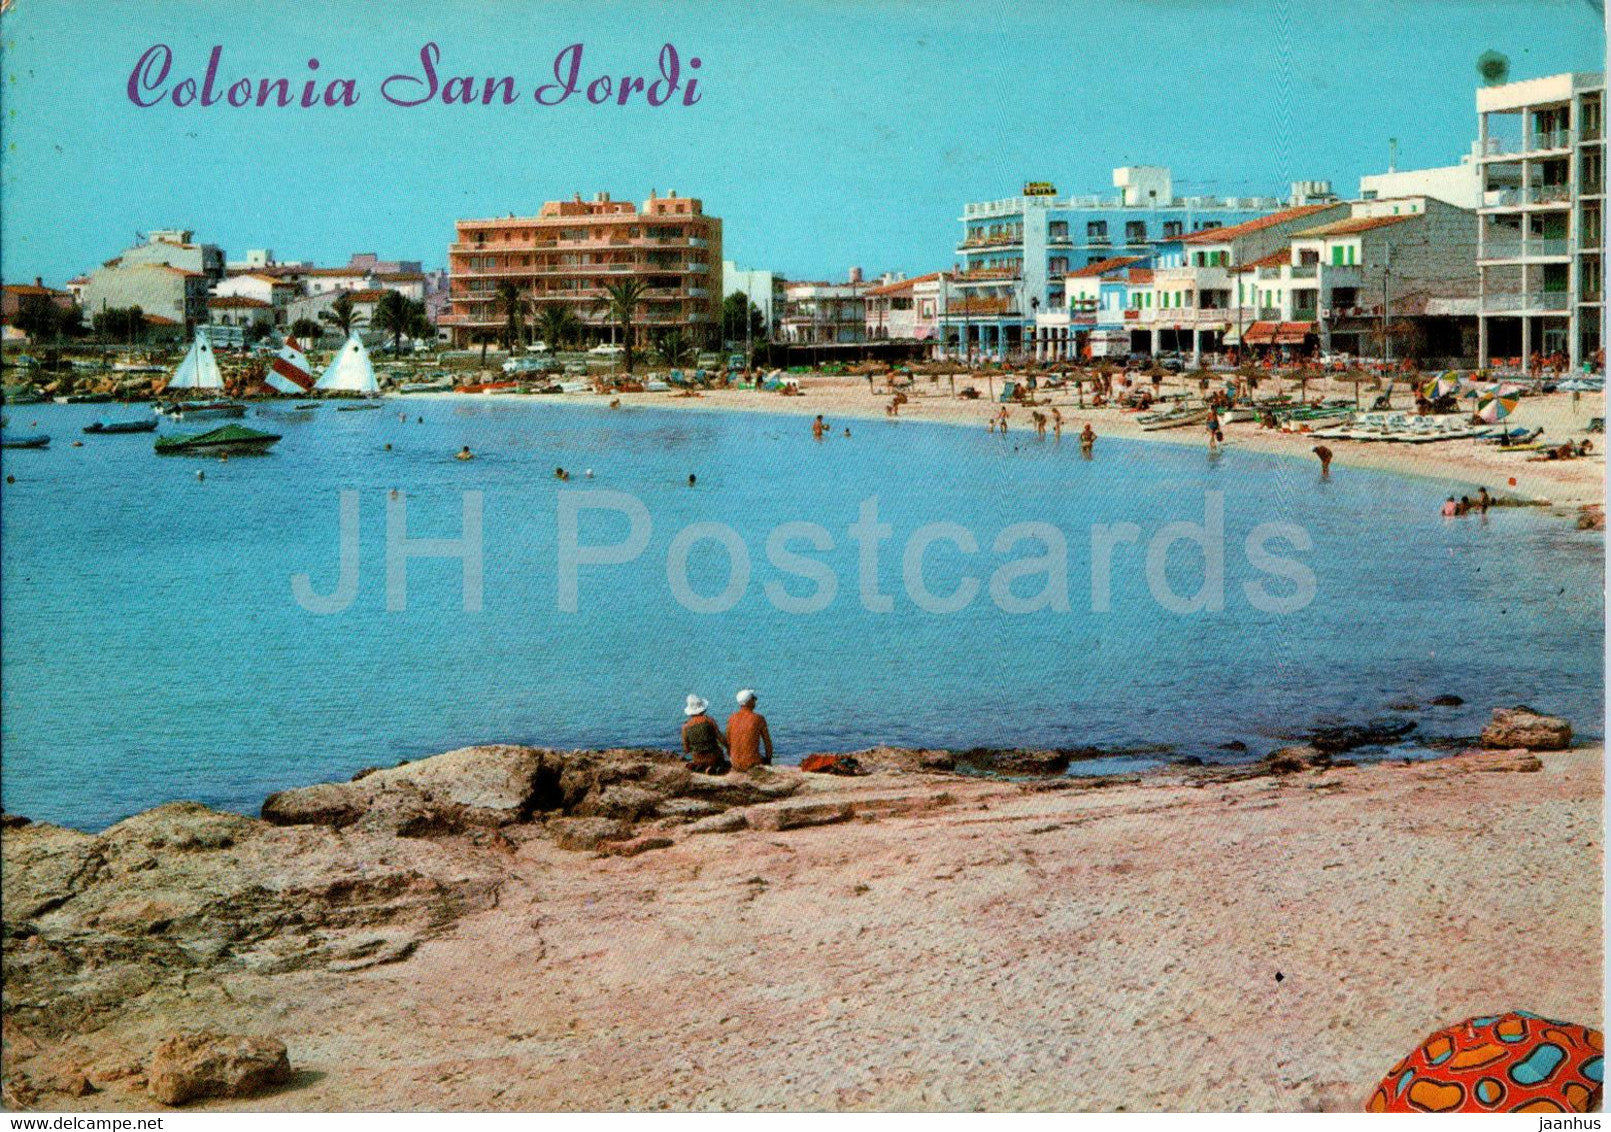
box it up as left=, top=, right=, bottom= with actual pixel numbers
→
left=2, top=713, right=1600, bottom=1111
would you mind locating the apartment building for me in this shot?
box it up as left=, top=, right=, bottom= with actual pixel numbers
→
left=940, top=167, right=1334, bottom=360
left=442, top=190, right=722, bottom=348
left=721, top=260, right=786, bottom=336
left=75, top=230, right=223, bottom=330
left=864, top=271, right=951, bottom=343
left=1475, top=72, right=1605, bottom=370
left=779, top=272, right=870, bottom=344
left=1229, top=196, right=1479, bottom=362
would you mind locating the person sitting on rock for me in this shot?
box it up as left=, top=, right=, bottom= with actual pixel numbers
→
left=725, top=689, right=774, bottom=772
left=681, top=695, right=729, bottom=775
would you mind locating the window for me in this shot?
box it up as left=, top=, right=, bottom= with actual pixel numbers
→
left=1087, top=220, right=1108, bottom=240
left=1163, top=221, right=1184, bottom=238
left=1125, top=220, right=1147, bottom=242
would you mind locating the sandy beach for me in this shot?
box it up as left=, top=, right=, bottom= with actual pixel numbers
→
left=494, top=372, right=1607, bottom=515
left=3, top=737, right=1600, bottom=1112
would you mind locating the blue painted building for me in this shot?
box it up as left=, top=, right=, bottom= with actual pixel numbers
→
left=940, top=166, right=1335, bottom=359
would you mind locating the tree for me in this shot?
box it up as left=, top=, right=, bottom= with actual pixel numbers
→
left=244, top=318, right=274, bottom=346
left=536, top=303, right=581, bottom=351
left=13, top=294, right=78, bottom=342
left=496, top=281, right=524, bottom=352
left=596, top=279, right=647, bottom=373
left=654, top=328, right=696, bottom=368
left=721, top=291, right=766, bottom=346
left=289, top=317, right=324, bottom=343
left=322, top=291, right=363, bottom=339
left=92, top=305, right=146, bottom=344
left=372, top=291, right=434, bottom=355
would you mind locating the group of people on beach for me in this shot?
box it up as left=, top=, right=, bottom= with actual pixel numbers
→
left=680, top=690, right=774, bottom=775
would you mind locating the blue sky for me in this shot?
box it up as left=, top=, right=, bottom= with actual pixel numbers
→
left=1, top=0, right=1602, bottom=286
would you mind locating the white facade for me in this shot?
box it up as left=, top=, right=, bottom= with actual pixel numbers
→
left=721, top=260, right=782, bottom=332
left=1359, top=144, right=1484, bottom=210
left=1475, top=71, right=1605, bottom=371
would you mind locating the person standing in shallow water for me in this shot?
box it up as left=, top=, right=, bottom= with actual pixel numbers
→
left=1312, top=445, right=1332, bottom=479
left=681, top=695, right=728, bottom=775
left=725, top=689, right=774, bottom=771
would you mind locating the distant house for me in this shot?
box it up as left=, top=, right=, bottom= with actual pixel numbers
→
left=1, top=278, right=76, bottom=340
left=206, top=294, right=275, bottom=328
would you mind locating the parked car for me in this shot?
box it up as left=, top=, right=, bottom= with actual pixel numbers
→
left=588, top=343, right=624, bottom=357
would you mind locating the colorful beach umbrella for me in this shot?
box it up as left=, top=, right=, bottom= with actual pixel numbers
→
left=1367, top=1012, right=1603, bottom=1113
left=1423, top=371, right=1461, bottom=399
left=1478, top=391, right=1522, bottom=422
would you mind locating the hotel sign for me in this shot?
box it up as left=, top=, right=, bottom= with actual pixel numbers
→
left=1022, top=181, right=1057, bottom=197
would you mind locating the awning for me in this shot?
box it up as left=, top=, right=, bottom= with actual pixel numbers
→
left=1243, top=321, right=1278, bottom=345
left=1274, top=321, right=1315, bottom=345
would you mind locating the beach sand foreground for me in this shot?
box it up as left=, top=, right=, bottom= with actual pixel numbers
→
left=2, top=741, right=1601, bottom=1112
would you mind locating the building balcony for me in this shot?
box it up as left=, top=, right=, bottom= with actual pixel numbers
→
left=1481, top=291, right=1573, bottom=312
left=1483, top=185, right=1574, bottom=209
left=1289, top=264, right=1318, bottom=279
left=1480, top=128, right=1576, bottom=157
left=957, top=267, right=1022, bottom=281
left=1257, top=307, right=1283, bottom=320
left=1479, top=238, right=1573, bottom=260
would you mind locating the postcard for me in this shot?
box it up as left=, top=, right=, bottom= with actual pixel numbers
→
left=0, top=0, right=1604, bottom=1117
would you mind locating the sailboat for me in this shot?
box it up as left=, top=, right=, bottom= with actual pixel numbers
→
left=263, top=335, right=315, bottom=395
left=159, top=330, right=245, bottom=418
left=313, top=333, right=380, bottom=397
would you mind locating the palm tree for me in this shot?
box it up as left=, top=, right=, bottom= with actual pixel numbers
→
left=536, top=303, right=581, bottom=351
left=596, top=279, right=647, bottom=373
left=496, top=282, right=524, bottom=353
left=654, top=328, right=696, bottom=368
left=322, top=291, right=363, bottom=339
left=372, top=292, right=432, bottom=356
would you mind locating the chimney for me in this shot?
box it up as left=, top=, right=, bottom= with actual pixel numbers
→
left=848, top=266, right=863, bottom=284
left=35, top=276, right=43, bottom=287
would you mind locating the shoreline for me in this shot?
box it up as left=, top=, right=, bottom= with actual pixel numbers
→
left=3, top=738, right=1600, bottom=1111
left=395, top=375, right=1608, bottom=514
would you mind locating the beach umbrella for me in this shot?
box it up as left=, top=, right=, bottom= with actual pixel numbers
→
left=1477, top=391, right=1521, bottom=422
left=1423, top=371, right=1461, bottom=400
left=1366, top=1012, right=1602, bottom=1113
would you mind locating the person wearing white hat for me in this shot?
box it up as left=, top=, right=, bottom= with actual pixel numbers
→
left=725, top=689, right=774, bottom=771
left=680, top=694, right=728, bottom=775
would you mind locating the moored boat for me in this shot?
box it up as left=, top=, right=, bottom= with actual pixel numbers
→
left=83, top=419, right=159, bottom=434
left=154, top=424, right=281, bottom=455
left=1, top=433, right=50, bottom=449
left=158, top=400, right=248, bottom=420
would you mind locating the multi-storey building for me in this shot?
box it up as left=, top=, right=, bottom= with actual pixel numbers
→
left=75, top=230, right=223, bottom=331
left=1127, top=202, right=1351, bottom=361
left=778, top=272, right=869, bottom=344
left=941, top=167, right=1333, bottom=360
left=1228, top=196, right=1479, bottom=362
left=442, top=190, right=722, bottom=349
left=864, top=271, right=951, bottom=344
left=1475, top=72, right=1604, bottom=371
left=721, top=261, right=787, bottom=337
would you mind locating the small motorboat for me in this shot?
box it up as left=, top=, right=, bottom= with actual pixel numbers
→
left=335, top=402, right=383, bottom=412
left=397, top=379, right=453, bottom=394
left=83, top=419, right=159, bottom=434
left=154, top=424, right=281, bottom=455
left=55, top=391, right=115, bottom=404
left=159, top=400, right=248, bottom=420
left=292, top=402, right=321, bottom=411
left=1, top=433, right=51, bottom=449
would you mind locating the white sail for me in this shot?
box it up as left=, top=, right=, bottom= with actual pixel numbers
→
left=313, top=334, right=379, bottom=394
left=167, top=330, right=224, bottom=391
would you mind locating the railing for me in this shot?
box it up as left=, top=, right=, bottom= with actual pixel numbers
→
left=958, top=267, right=1022, bottom=280
left=1482, top=291, right=1572, bottom=311
left=1257, top=267, right=1282, bottom=280
left=1290, top=264, right=1318, bottom=278
left=1480, top=238, right=1572, bottom=259
left=1257, top=307, right=1282, bottom=320
left=1484, top=186, right=1574, bottom=207
left=1482, top=129, right=1575, bottom=155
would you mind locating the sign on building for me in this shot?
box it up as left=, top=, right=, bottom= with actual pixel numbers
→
left=1022, top=181, right=1057, bottom=197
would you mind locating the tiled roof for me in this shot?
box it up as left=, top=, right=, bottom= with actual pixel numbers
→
left=209, top=295, right=271, bottom=308
left=1293, top=213, right=1417, bottom=238
left=3, top=283, right=68, bottom=296
left=375, top=271, right=425, bottom=282
left=865, top=271, right=947, bottom=296
left=1069, top=255, right=1145, bottom=279
left=1230, top=246, right=1294, bottom=273
left=342, top=289, right=390, bottom=302
left=142, top=314, right=181, bottom=326
left=1177, top=203, right=1341, bottom=245
left=1126, top=268, right=1154, bottom=284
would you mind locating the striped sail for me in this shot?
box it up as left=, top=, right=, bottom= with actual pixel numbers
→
left=313, top=333, right=379, bottom=394
left=265, top=335, right=314, bottom=393
left=167, top=330, right=224, bottom=390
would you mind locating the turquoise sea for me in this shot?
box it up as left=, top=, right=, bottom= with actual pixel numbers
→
left=2, top=398, right=1603, bottom=831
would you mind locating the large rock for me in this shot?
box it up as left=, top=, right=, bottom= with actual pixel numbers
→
left=744, top=800, right=853, bottom=832
left=147, top=1032, right=290, bottom=1105
left=837, top=747, right=957, bottom=774
left=1480, top=706, right=1573, bottom=751
left=681, top=768, right=802, bottom=807
left=547, top=817, right=633, bottom=852
left=953, top=747, right=1093, bottom=776
left=263, top=745, right=564, bottom=834
left=1307, top=720, right=1416, bottom=755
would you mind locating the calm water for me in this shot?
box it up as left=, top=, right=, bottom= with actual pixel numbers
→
left=2, top=398, right=1603, bottom=830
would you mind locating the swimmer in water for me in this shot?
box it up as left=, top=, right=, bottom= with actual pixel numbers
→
left=688, top=473, right=697, bottom=487
left=456, top=446, right=474, bottom=461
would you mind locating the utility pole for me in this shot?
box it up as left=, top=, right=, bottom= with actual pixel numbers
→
left=1381, top=244, right=1392, bottom=372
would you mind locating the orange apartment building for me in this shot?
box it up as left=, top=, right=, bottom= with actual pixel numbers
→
left=442, top=190, right=722, bottom=349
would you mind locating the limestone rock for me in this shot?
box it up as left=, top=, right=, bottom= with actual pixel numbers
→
left=573, top=784, right=664, bottom=821
left=953, top=747, right=1089, bottom=776
left=744, top=800, right=853, bottom=832
left=685, top=811, right=749, bottom=835
left=146, top=1031, right=290, bottom=1105
left=1480, top=706, right=1572, bottom=751
left=1307, top=720, right=1416, bottom=754
left=853, top=747, right=957, bottom=774
left=653, top=797, right=725, bottom=822
left=548, top=816, right=632, bottom=852
left=599, top=835, right=674, bottom=858
left=682, top=769, right=802, bottom=806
